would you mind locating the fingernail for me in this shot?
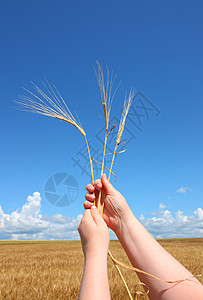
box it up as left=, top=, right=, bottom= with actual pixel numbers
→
left=91, top=205, right=97, bottom=210
left=103, top=173, right=107, bottom=179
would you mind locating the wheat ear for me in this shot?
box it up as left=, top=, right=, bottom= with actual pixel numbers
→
left=95, top=62, right=120, bottom=209
left=96, top=61, right=119, bottom=130
left=15, top=79, right=94, bottom=185
left=107, top=89, right=135, bottom=182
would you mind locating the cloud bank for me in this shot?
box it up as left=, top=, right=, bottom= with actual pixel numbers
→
left=140, top=203, right=203, bottom=239
left=0, top=192, right=82, bottom=240
left=0, top=194, right=202, bottom=240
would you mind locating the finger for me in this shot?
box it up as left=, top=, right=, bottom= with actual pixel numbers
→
left=100, top=188, right=106, bottom=208
left=78, top=209, right=90, bottom=233
left=90, top=205, right=105, bottom=226
left=82, top=208, right=91, bottom=219
left=94, top=179, right=102, bottom=190
left=81, top=209, right=94, bottom=224
left=84, top=201, right=94, bottom=209
left=85, top=192, right=95, bottom=202
left=86, top=184, right=95, bottom=193
left=101, top=173, right=116, bottom=194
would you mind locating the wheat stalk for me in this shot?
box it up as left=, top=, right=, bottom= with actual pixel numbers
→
left=104, top=89, right=135, bottom=299
left=95, top=63, right=133, bottom=299
left=15, top=79, right=94, bottom=185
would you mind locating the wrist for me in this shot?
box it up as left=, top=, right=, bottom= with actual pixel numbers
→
left=84, top=243, right=109, bottom=260
left=114, top=206, right=135, bottom=238
left=115, top=208, right=136, bottom=239
left=85, top=250, right=108, bottom=263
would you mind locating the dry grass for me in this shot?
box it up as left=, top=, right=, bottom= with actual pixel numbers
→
left=0, top=238, right=202, bottom=300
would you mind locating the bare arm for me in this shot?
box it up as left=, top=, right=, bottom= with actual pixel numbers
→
left=116, top=208, right=203, bottom=300
left=78, top=206, right=111, bottom=300
left=79, top=253, right=110, bottom=300
left=85, top=174, right=203, bottom=300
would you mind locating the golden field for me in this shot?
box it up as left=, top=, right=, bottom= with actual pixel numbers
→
left=0, top=238, right=202, bottom=300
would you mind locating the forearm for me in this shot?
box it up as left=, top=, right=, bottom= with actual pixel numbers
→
left=116, top=210, right=203, bottom=300
left=79, top=254, right=111, bottom=300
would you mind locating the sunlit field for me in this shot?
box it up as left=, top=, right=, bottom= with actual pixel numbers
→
left=0, top=239, right=202, bottom=299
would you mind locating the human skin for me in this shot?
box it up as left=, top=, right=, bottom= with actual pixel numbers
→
left=78, top=206, right=111, bottom=300
left=84, top=174, right=203, bottom=300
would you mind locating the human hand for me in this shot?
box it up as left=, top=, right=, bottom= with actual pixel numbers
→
left=84, top=174, right=131, bottom=235
left=78, top=206, right=110, bottom=260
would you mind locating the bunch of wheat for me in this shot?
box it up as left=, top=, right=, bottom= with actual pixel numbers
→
left=15, top=68, right=134, bottom=298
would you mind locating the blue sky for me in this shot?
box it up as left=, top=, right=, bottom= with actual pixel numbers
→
left=0, top=0, right=203, bottom=239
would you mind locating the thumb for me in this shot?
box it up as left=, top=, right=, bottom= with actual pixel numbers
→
left=101, top=173, right=116, bottom=195
left=91, top=205, right=104, bottom=225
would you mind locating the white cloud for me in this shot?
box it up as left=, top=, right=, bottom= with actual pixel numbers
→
left=176, top=186, right=192, bottom=194
left=140, top=204, right=203, bottom=239
left=0, top=192, right=49, bottom=237
left=194, top=208, right=203, bottom=220
left=0, top=192, right=82, bottom=240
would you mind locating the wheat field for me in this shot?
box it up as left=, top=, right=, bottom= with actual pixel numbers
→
left=0, top=239, right=202, bottom=300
